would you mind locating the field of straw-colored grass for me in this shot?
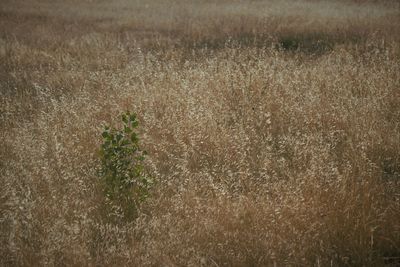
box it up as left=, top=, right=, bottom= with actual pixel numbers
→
left=1, top=0, right=400, bottom=266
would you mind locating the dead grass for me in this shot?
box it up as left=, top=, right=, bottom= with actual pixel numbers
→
left=1, top=0, right=399, bottom=266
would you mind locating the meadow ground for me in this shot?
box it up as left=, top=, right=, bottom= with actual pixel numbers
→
left=1, top=0, right=400, bottom=266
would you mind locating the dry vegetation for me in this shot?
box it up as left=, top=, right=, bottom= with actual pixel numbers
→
left=1, top=0, right=400, bottom=266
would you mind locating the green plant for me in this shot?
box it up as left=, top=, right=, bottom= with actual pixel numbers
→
left=99, top=111, right=152, bottom=221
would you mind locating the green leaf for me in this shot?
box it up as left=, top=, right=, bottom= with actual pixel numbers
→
left=122, top=114, right=128, bottom=123
left=121, top=140, right=130, bottom=146
left=116, top=133, right=123, bottom=142
left=131, top=121, right=138, bottom=128
left=124, top=126, right=132, bottom=133
left=102, top=131, right=109, bottom=138
left=130, top=133, right=138, bottom=143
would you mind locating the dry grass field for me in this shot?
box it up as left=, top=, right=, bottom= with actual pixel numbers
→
left=1, top=0, right=400, bottom=266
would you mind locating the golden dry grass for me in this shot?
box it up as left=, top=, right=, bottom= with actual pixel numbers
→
left=1, top=0, right=400, bottom=266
